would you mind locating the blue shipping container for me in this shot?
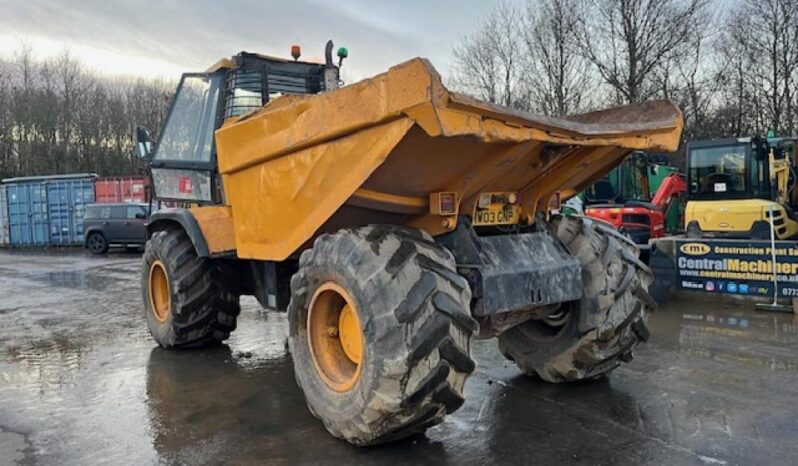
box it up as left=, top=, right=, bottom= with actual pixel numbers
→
left=2, top=174, right=97, bottom=246
left=47, top=177, right=95, bottom=245
left=0, top=185, right=8, bottom=246
left=6, top=181, right=49, bottom=246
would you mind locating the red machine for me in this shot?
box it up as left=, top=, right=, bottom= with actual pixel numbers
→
left=585, top=171, right=686, bottom=246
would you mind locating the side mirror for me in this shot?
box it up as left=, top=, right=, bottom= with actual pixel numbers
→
left=135, top=212, right=147, bottom=219
left=135, top=127, right=153, bottom=159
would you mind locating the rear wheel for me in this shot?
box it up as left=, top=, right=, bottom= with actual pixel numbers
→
left=87, top=232, right=108, bottom=254
left=498, top=216, right=654, bottom=382
left=142, top=227, right=240, bottom=348
left=288, top=225, right=477, bottom=445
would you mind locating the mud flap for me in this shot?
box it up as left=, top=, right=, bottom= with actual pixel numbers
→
left=437, top=222, right=582, bottom=316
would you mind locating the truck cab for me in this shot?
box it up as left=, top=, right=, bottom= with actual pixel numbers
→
left=141, top=48, right=342, bottom=205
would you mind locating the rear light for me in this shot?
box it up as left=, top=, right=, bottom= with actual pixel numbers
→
left=430, top=192, right=458, bottom=215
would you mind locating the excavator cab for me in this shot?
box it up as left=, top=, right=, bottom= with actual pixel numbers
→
left=135, top=44, right=343, bottom=204
left=583, top=151, right=651, bottom=204
left=685, top=136, right=798, bottom=239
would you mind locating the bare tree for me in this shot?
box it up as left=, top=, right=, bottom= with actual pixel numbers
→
left=0, top=46, right=173, bottom=179
left=523, top=0, right=595, bottom=115
left=719, top=0, right=798, bottom=135
left=450, top=2, right=526, bottom=108
left=576, top=0, right=709, bottom=104
left=658, top=7, right=725, bottom=142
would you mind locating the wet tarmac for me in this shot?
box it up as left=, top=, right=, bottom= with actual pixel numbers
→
left=1, top=249, right=797, bottom=465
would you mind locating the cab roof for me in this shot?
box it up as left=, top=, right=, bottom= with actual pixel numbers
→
left=205, top=52, right=325, bottom=73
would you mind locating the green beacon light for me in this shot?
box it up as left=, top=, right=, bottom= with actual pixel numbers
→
left=337, top=47, right=348, bottom=67
left=767, top=129, right=776, bottom=138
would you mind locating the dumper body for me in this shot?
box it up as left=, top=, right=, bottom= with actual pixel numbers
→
left=203, top=58, right=682, bottom=260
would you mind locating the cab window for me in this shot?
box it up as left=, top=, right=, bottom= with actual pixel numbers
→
left=126, top=206, right=147, bottom=219
left=750, top=143, right=770, bottom=199
left=689, top=145, right=747, bottom=195
left=111, top=206, right=127, bottom=219
left=585, top=169, right=619, bottom=203
left=85, top=206, right=101, bottom=219
left=224, top=70, right=265, bottom=118
left=153, top=74, right=223, bottom=163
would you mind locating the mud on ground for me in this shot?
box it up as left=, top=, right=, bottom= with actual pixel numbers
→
left=1, top=249, right=797, bottom=465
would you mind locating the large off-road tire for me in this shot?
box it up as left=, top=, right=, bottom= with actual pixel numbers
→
left=142, top=227, right=240, bottom=348
left=288, top=225, right=478, bottom=446
left=498, top=215, right=654, bottom=382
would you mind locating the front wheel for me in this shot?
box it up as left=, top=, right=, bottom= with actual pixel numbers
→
left=142, top=227, right=240, bottom=348
left=288, top=225, right=477, bottom=445
left=498, top=216, right=654, bottom=382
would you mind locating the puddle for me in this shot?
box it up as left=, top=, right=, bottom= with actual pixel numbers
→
left=1, top=250, right=797, bottom=465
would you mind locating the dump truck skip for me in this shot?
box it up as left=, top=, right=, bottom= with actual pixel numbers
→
left=133, top=43, right=683, bottom=446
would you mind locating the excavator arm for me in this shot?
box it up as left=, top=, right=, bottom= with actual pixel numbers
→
left=652, top=172, right=686, bottom=210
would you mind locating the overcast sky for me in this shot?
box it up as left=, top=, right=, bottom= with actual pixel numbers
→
left=0, top=0, right=517, bottom=81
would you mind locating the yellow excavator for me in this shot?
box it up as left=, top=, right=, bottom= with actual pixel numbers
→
left=685, top=136, right=798, bottom=239
left=133, top=41, right=683, bottom=446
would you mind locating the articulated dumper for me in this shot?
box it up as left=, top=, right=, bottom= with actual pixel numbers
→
left=135, top=43, right=683, bottom=445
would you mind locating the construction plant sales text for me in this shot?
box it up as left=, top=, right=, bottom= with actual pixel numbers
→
left=678, top=256, right=798, bottom=274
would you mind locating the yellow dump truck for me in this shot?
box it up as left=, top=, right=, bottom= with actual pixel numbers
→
left=134, top=43, right=683, bottom=445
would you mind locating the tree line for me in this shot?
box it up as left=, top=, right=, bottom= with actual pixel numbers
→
left=2, top=0, right=796, bottom=178
left=0, top=45, right=172, bottom=180
left=449, top=0, right=798, bottom=166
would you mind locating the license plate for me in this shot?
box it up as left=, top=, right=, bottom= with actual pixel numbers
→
left=472, top=192, right=520, bottom=226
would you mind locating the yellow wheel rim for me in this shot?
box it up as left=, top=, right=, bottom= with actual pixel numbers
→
left=338, top=304, right=363, bottom=364
left=148, top=260, right=171, bottom=323
left=307, top=283, right=363, bottom=392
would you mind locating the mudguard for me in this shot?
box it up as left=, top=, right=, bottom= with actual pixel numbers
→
left=147, top=208, right=210, bottom=257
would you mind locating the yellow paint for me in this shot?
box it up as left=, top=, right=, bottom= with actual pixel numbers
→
left=205, top=58, right=234, bottom=73
left=212, top=57, right=683, bottom=261
left=307, top=283, right=363, bottom=392
left=770, top=150, right=792, bottom=204
left=338, top=304, right=362, bottom=364
left=350, top=188, right=428, bottom=214
left=148, top=260, right=170, bottom=323
left=686, top=199, right=798, bottom=239
left=222, top=119, right=415, bottom=260
left=189, top=206, right=236, bottom=254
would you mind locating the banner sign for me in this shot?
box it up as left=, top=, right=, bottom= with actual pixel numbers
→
left=675, top=239, right=798, bottom=298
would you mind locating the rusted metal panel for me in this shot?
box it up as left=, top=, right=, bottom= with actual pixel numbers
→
left=94, top=177, right=150, bottom=204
